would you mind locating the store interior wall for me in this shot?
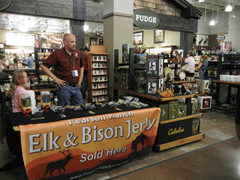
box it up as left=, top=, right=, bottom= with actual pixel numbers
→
left=133, top=29, right=180, bottom=48
left=198, top=11, right=229, bottom=35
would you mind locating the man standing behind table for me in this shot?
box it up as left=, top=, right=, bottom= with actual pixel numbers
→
left=40, top=33, right=84, bottom=106
left=80, top=47, right=90, bottom=99
left=25, top=53, right=34, bottom=68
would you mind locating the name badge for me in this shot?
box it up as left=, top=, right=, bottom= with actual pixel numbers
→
left=72, top=70, right=78, bottom=77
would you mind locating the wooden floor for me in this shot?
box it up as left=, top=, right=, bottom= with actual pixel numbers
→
left=0, top=109, right=239, bottom=180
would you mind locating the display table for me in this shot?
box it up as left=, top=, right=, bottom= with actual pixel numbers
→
left=212, top=80, right=240, bottom=123
left=112, top=86, right=194, bottom=115
left=112, top=87, right=204, bottom=152
left=8, top=105, right=160, bottom=180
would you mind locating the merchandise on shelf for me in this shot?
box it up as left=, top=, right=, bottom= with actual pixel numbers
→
left=146, top=55, right=164, bottom=77
left=89, top=53, right=109, bottom=103
left=134, top=70, right=147, bottom=94
left=159, top=104, right=169, bottom=121
left=178, top=104, right=187, bottom=117
left=147, top=77, right=164, bottom=94
left=169, top=100, right=179, bottom=119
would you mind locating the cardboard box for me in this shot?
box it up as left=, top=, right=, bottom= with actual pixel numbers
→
left=159, top=104, right=169, bottom=121
left=192, top=118, right=200, bottom=135
left=192, top=100, right=198, bottom=114
left=146, top=55, right=164, bottom=77
left=197, top=79, right=209, bottom=94
left=178, top=104, right=187, bottom=117
left=198, top=96, right=212, bottom=109
left=169, top=100, right=178, bottom=119
left=147, top=77, right=164, bottom=94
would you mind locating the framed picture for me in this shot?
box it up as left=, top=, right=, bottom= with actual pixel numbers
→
left=133, top=31, right=143, bottom=45
left=154, top=30, right=165, bottom=43
left=99, top=39, right=103, bottom=46
left=90, top=38, right=98, bottom=45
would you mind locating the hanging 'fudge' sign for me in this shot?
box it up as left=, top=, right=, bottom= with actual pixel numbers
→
left=0, top=0, right=12, bottom=11
left=134, top=9, right=160, bottom=29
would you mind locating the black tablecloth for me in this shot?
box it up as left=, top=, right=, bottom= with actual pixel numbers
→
left=9, top=105, right=147, bottom=127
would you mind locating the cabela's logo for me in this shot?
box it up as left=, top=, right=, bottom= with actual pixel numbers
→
left=168, top=127, right=184, bottom=135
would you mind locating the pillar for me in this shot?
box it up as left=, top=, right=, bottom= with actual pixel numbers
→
left=70, top=20, right=85, bottom=51
left=103, top=0, right=133, bottom=99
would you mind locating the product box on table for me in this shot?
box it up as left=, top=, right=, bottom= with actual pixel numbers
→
left=169, top=100, right=178, bottom=119
left=198, top=96, right=212, bottom=109
left=119, top=68, right=129, bottom=90
left=159, top=104, right=169, bottom=121
left=155, top=118, right=201, bottom=145
left=178, top=104, right=187, bottom=117
left=191, top=98, right=198, bottom=114
left=146, top=55, right=164, bottom=77
left=146, top=77, right=164, bottom=94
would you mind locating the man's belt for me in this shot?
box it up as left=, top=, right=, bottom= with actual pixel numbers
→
left=67, top=82, right=78, bottom=87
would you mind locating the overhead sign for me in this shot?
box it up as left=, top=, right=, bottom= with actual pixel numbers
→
left=134, top=9, right=160, bottom=29
left=0, top=0, right=12, bottom=11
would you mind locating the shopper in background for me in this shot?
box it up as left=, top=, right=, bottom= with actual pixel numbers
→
left=81, top=47, right=90, bottom=99
left=13, top=57, right=23, bottom=69
left=198, top=54, right=209, bottom=79
left=211, top=53, right=221, bottom=61
left=184, top=50, right=195, bottom=77
left=10, top=70, right=28, bottom=113
left=40, top=33, right=84, bottom=106
left=25, top=53, right=34, bottom=68
left=0, top=54, right=8, bottom=71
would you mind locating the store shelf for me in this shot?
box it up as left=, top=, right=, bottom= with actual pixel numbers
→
left=213, top=80, right=240, bottom=86
left=160, top=113, right=203, bottom=124
left=111, top=86, right=195, bottom=102
left=174, top=80, right=196, bottom=84
left=92, top=74, right=108, bottom=76
left=92, top=81, right=108, bottom=83
left=153, top=133, right=205, bottom=151
left=92, top=67, right=108, bottom=69
left=160, top=94, right=195, bottom=102
left=92, top=87, right=108, bottom=90
left=92, top=94, right=108, bottom=97
left=92, top=61, right=107, bottom=62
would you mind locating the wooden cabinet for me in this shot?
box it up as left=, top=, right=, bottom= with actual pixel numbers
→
left=88, top=53, right=109, bottom=103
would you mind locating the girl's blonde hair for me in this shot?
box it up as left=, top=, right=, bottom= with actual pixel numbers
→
left=10, top=69, right=26, bottom=97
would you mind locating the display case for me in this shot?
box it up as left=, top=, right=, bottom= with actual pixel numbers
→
left=88, top=53, right=109, bottom=103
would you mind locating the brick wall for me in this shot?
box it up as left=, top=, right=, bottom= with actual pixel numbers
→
left=134, top=0, right=182, bottom=17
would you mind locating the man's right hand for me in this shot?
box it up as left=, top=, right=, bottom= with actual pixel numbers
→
left=55, top=78, right=67, bottom=87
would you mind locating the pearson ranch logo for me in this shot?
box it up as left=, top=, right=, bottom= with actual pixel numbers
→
left=134, top=9, right=160, bottom=29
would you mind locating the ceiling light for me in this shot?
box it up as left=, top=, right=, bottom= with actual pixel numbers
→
left=210, top=20, right=216, bottom=26
left=231, top=15, right=236, bottom=18
left=225, top=4, right=233, bottom=12
left=199, top=0, right=205, bottom=3
left=84, top=25, right=89, bottom=31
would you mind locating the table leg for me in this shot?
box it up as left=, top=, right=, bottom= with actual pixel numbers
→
left=215, top=83, right=221, bottom=106
left=0, top=87, right=7, bottom=142
left=186, top=97, right=192, bottom=115
left=235, top=88, right=240, bottom=124
left=113, top=89, right=118, bottom=101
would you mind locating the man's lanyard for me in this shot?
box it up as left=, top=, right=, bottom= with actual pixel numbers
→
left=62, top=49, right=75, bottom=68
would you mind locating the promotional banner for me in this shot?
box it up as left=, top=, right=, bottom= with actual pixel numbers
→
left=20, top=108, right=160, bottom=180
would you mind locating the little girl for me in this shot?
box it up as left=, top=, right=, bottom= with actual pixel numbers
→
left=10, top=69, right=28, bottom=113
